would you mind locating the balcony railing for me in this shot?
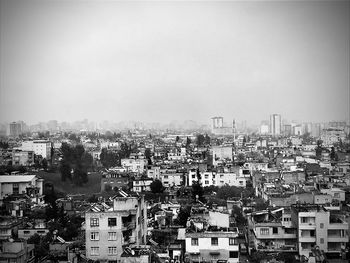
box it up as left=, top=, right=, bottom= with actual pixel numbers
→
left=123, top=222, right=136, bottom=230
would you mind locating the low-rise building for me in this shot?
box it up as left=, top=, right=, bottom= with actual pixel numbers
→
left=0, top=240, right=35, bottom=263
left=0, top=175, right=44, bottom=205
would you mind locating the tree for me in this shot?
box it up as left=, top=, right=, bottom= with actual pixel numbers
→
left=231, top=206, right=246, bottom=227
left=196, top=134, right=205, bottom=147
left=254, top=198, right=268, bottom=211
left=204, top=134, right=211, bottom=145
left=41, top=158, right=48, bottom=170
left=315, top=140, right=323, bottom=160
left=216, top=185, right=243, bottom=199
left=235, top=153, right=246, bottom=165
left=174, top=205, right=191, bottom=227
left=59, top=143, right=92, bottom=185
left=330, top=147, right=338, bottom=161
left=0, top=141, right=9, bottom=149
left=175, top=136, right=180, bottom=142
left=100, top=148, right=119, bottom=168
left=192, top=169, right=204, bottom=202
left=150, top=180, right=165, bottom=194
left=186, top=137, right=192, bottom=147
left=145, top=148, right=152, bottom=165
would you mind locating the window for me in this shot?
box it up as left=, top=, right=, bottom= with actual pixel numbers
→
left=164, top=175, right=168, bottom=179
left=90, top=218, right=99, bottom=227
left=301, top=217, right=308, bottom=223
left=90, top=232, right=99, bottom=241
left=205, top=180, right=209, bottom=185
left=320, top=223, right=324, bottom=229
left=320, top=238, right=324, bottom=244
left=229, top=251, right=239, bottom=258
left=108, top=247, right=117, bottom=255
left=90, top=247, right=99, bottom=256
left=24, top=230, right=30, bottom=234
left=211, top=237, right=218, bottom=246
left=108, top=232, right=117, bottom=240
left=108, top=218, right=117, bottom=227
left=260, top=228, right=269, bottom=235
left=192, top=174, right=196, bottom=179
left=334, top=193, right=340, bottom=198
left=229, top=238, right=237, bottom=245
left=273, top=227, right=278, bottom=234
left=13, top=183, right=19, bottom=195
left=205, top=175, right=209, bottom=179
left=191, top=238, right=198, bottom=246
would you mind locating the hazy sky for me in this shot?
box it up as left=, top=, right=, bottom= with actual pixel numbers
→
left=0, top=0, right=349, bottom=125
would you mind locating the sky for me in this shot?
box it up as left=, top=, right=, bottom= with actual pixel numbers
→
left=0, top=0, right=349, bottom=125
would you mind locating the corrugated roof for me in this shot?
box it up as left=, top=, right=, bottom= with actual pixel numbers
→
left=0, top=175, right=36, bottom=183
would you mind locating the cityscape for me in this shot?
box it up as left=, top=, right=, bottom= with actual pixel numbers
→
left=0, top=1, right=349, bottom=263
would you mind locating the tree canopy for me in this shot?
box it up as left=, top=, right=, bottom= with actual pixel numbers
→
left=150, top=179, right=165, bottom=194
left=59, top=143, right=92, bottom=185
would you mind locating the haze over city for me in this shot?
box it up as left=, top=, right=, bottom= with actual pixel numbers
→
left=0, top=0, right=349, bottom=125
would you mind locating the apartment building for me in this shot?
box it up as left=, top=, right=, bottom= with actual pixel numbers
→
left=0, top=175, right=44, bottom=205
left=160, top=171, right=183, bottom=188
left=247, top=208, right=298, bottom=254
left=12, top=150, right=35, bottom=166
left=211, top=146, right=233, bottom=166
left=20, top=140, right=52, bottom=160
left=0, top=240, right=35, bottom=263
left=132, top=178, right=152, bottom=192
left=120, top=158, right=146, bottom=174
left=85, top=192, right=147, bottom=262
left=187, top=170, right=246, bottom=188
left=291, top=204, right=348, bottom=258
left=185, top=229, right=239, bottom=263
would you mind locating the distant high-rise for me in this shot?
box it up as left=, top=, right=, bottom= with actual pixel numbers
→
left=269, top=114, right=282, bottom=136
left=9, top=122, right=22, bottom=137
left=211, top=116, right=234, bottom=135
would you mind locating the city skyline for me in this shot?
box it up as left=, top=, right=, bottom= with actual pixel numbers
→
left=0, top=0, right=349, bottom=124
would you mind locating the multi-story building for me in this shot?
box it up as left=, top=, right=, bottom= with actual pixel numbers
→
left=20, top=140, right=52, bottom=160
left=291, top=204, right=348, bottom=258
left=185, top=228, right=239, bottom=263
left=18, top=220, right=49, bottom=240
left=187, top=170, right=246, bottom=188
left=132, top=178, right=152, bottom=192
left=269, top=114, right=282, bottom=136
left=9, top=122, right=22, bottom=137
left=0, top=175, right=44, bottom=205
left=159, top=170, right=183, bottom=188
left=0, top=240, right=35, bottom=263
left=211, top=146, right=233, bottom=167
left=247, top=208, right=298, bottom=254
left=121, top=158, right=146, bottom=174
left=12, top=150, right=35, bottom=166
left=85, top=192, right=148, bottom=262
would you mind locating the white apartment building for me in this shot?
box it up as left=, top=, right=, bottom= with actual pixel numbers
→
left=247, top=208, right=298, bottom=254
left=160, top=172, right=183, bottom=188
left=132, top=178, right=152, bottom=192
left=187, top=170, right=246, bottom=188
left=185, top=230, right=239, bottom=263
left=291, top=204, right=348, bottom=258
left=211, top=146, right=233, bottom=166
left=20, top=140, right=52, bottom=160
left=85, top=194, right=148, bottom=262
left=0, top=175, right=44, bottom=205
left=121, top=158, right=146, bottom=174
left=147, top=166, right=160, bottom=179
